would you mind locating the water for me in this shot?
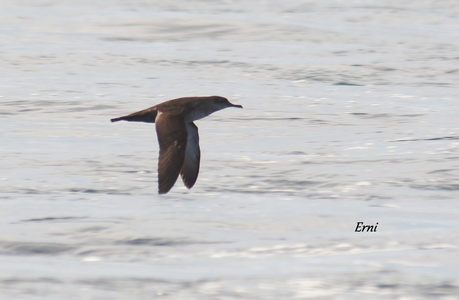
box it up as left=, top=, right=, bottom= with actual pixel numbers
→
left=1, top=0, right=459, bottom=299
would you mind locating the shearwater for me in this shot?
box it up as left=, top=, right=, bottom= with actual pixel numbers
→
left=111, top=96, right=243, bottom=194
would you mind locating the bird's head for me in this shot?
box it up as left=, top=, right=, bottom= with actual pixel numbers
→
left=209, top=96, right=243, bottom=111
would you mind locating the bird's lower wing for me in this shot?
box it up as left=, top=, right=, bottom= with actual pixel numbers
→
left=181, top=122, right=201, bottom=189
left=155, top=113, right=187, bottom=194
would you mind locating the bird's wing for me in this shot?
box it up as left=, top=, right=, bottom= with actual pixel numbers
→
left=180, top=122, right=201, bottom=189
left=155, top=112, right=188, bottom=194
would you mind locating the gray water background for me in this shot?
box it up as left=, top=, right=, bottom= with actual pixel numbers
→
left=1, top=0, right=459, bottom=299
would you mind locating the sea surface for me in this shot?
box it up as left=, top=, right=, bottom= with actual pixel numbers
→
left=1, top=0, right=459, bottom=299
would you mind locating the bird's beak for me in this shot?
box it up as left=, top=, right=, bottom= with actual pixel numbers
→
left=230, top=102, right=243, bottom=108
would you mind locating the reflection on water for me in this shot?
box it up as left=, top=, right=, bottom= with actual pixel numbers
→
left=1, top=0, right=459, bottom=299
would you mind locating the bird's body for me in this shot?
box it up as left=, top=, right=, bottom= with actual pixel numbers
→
left=111, top=96, right=242, bottom=194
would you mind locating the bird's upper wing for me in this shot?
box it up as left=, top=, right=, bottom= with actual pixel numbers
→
left=155, top=112, right=188, bottom=194
left=180, top=122, right=201, bottom=189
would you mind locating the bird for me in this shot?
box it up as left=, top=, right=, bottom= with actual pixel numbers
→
left=111, top=96, right=242, bottom=194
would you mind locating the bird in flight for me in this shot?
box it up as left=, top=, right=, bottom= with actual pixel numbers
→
left=111, top=96, right=242, bottom=194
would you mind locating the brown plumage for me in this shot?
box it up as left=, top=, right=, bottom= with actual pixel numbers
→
left=111, top=96, right=242, bottom=194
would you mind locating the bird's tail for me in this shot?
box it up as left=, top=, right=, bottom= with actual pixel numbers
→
left=110, top=117, right=125, bottom=122
left=111, top=107, right=157, bottom=123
